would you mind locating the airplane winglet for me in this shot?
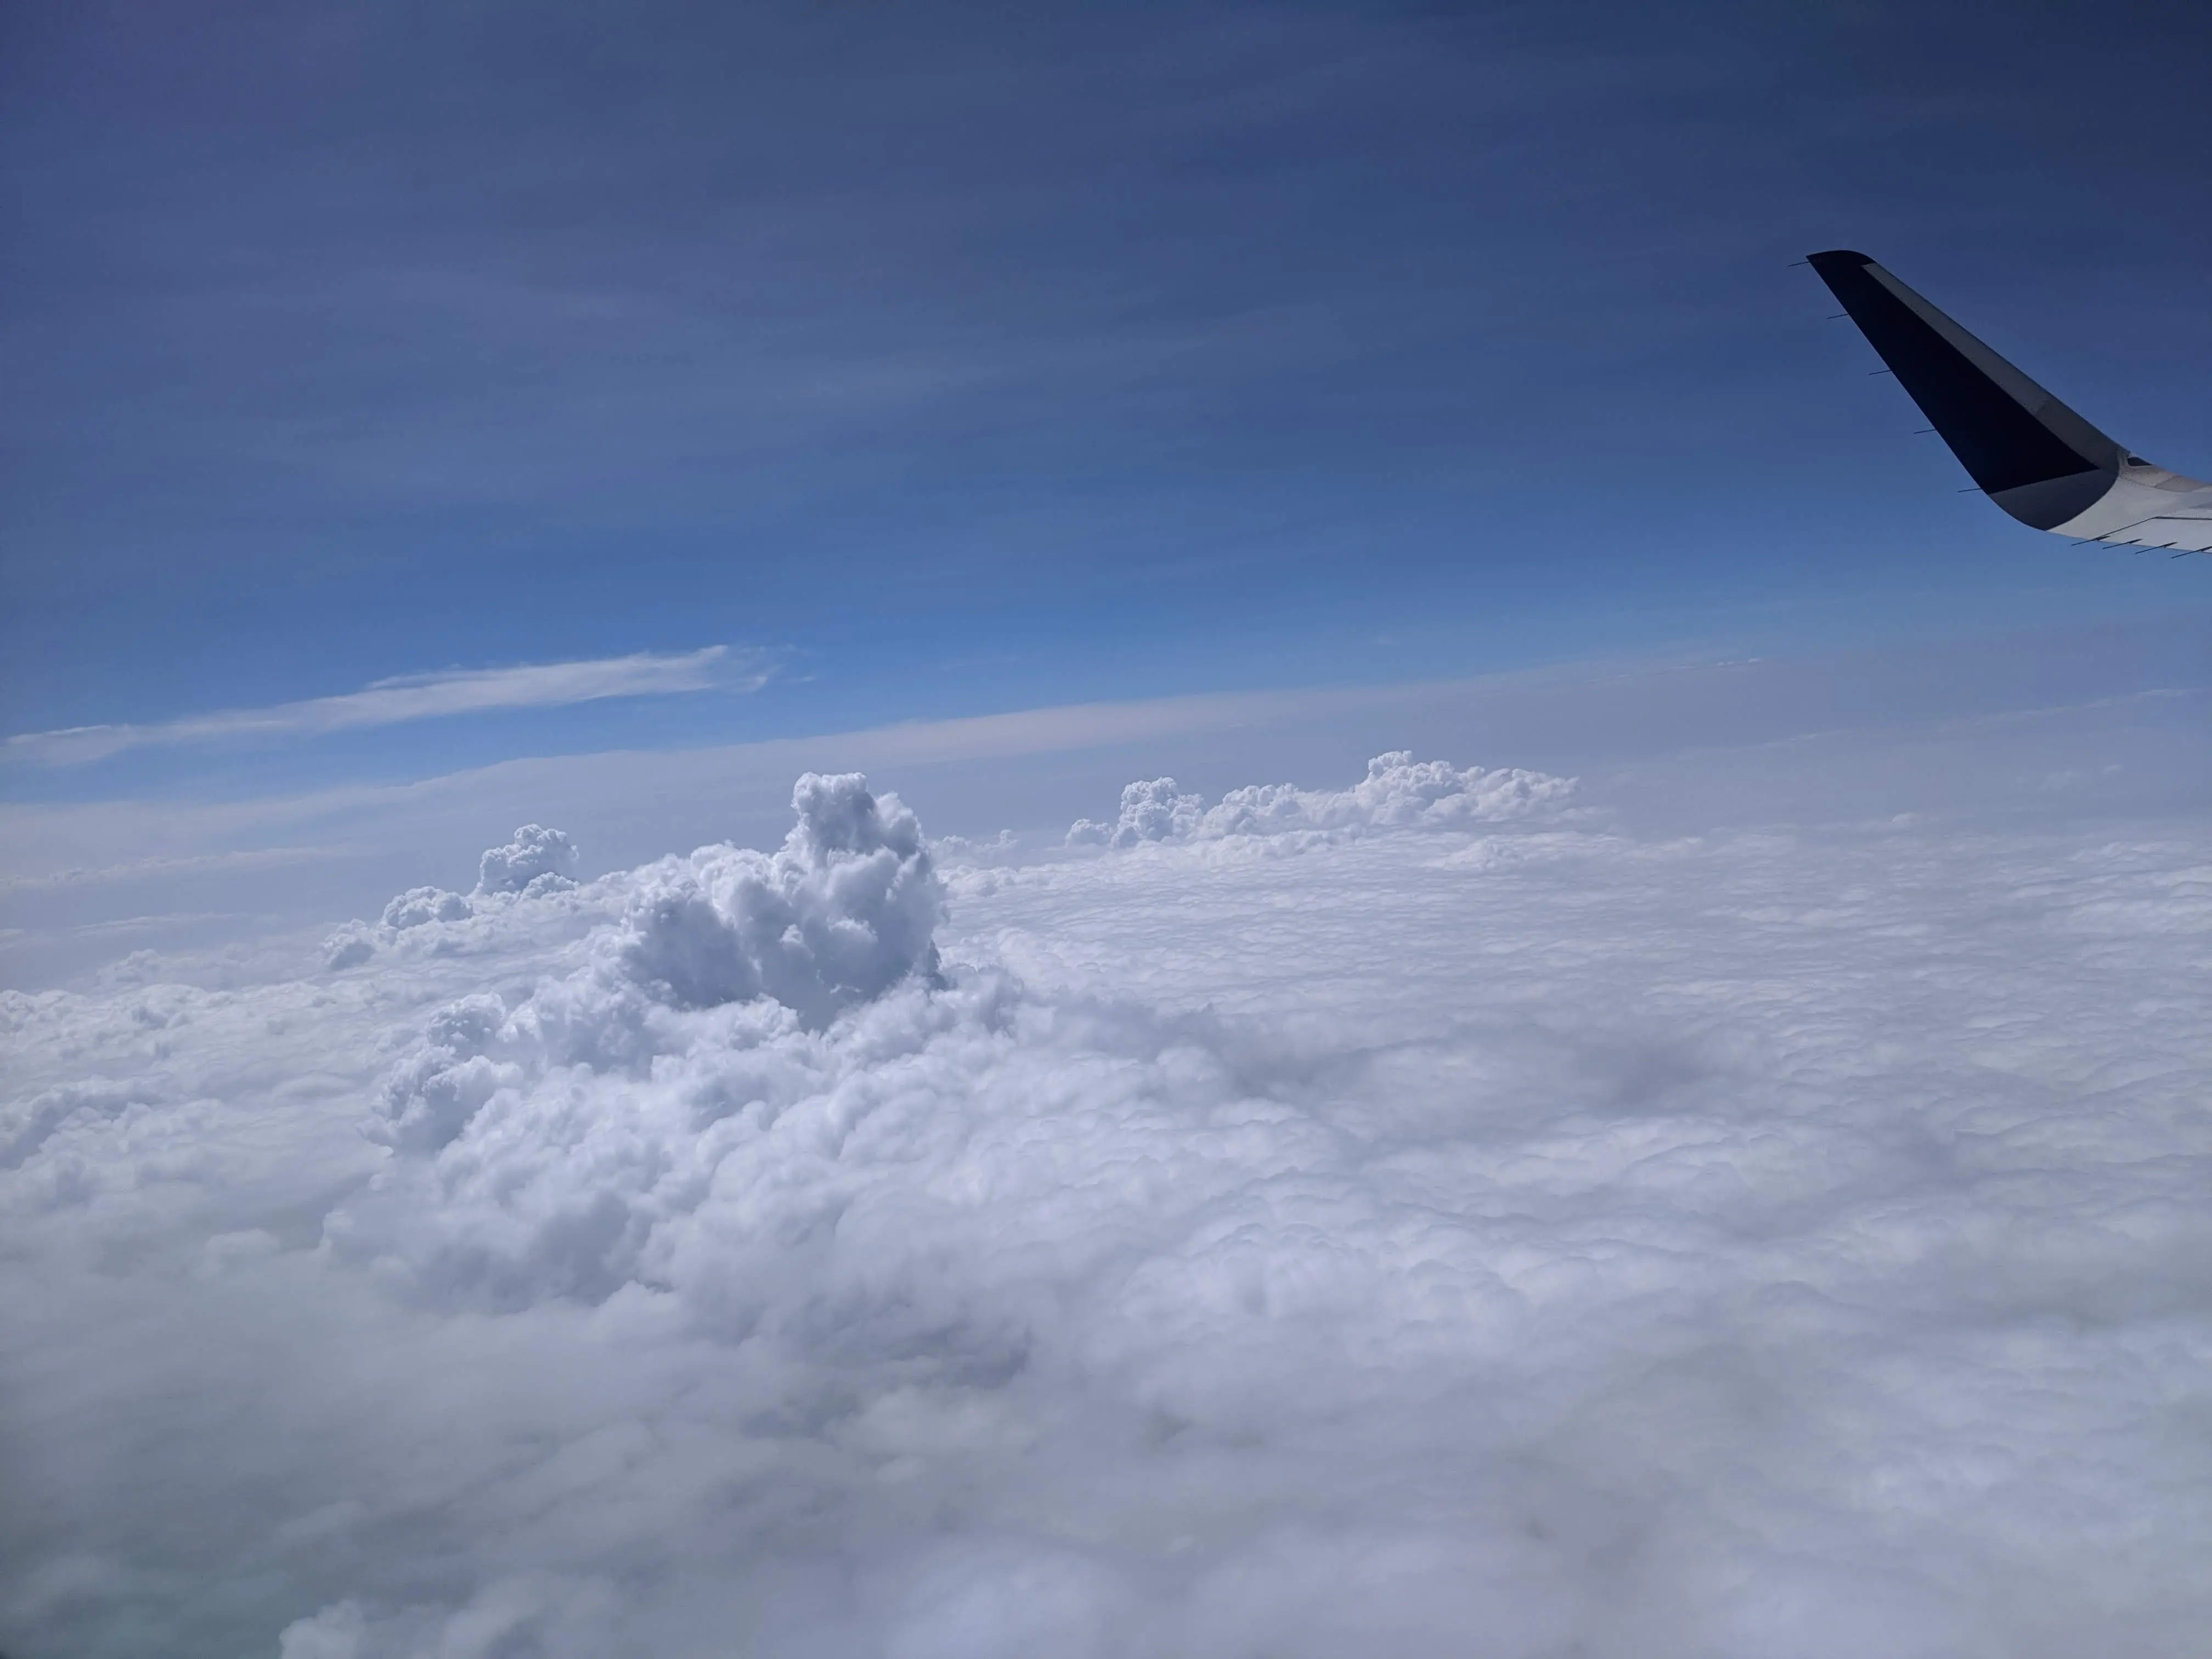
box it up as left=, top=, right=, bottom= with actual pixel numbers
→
left=1807, top=250, right=2123, bottom=531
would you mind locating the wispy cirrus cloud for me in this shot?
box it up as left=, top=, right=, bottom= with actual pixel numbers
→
left=5, top=646, right=767, bottom=767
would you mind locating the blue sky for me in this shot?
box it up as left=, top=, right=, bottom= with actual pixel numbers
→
left=3, top=0, right=2208, bottom=805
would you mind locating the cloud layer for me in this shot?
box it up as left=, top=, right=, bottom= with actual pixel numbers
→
left=1066, top=751, right=1577, bottom=847
left=5, top=647, right=759, bottom=766
left=3, top=753, right=2209, bottom=1658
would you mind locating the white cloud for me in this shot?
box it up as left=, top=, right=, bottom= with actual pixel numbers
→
left=473, top=824, right=582, bottom=896
left=4, top=747, right=2209, bottom=1657
left=378, top=886, right=473, bottom=932
left=1066, top=751, right=1576, bottom=847
left=338, top=827, right=584, bottom=955
left=6, top=620, right=2204, bottom=986
left=1067, top=775, right=1205, bottom=847
left=4, top=646, right=764, bottom=766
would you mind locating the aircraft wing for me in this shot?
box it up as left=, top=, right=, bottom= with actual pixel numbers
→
left=1808, top=250, right=2212, bottom=554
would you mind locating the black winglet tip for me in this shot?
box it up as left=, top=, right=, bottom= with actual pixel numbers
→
left=1806, top=249, right=1874, bottom=270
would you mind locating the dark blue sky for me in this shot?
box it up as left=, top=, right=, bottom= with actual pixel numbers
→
left=4, top=0, right=2208, bottom=800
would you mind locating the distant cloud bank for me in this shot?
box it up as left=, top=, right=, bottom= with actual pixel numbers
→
left=1065, top=751, right=1576, bottom=848
left=4, top=646, right=763, bottom=766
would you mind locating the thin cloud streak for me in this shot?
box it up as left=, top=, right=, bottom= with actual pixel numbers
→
left=5, top=646, right=764, bottom=766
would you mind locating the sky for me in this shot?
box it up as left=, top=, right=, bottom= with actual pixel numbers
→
left=3, top=0, right=2209, bottom=809
left=5, top=4, right=2212, bottom=1656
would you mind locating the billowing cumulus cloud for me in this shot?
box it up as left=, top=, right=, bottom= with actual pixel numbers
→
left=3, top=753, right=2210, bottom=1658
left=328, top=825, right=589, bottom=968
left=614, top=772, right=941, bottom=1022
left=474, top=824, right=582, bottom=897
left=1066, top=751, right=1575, bottom=847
